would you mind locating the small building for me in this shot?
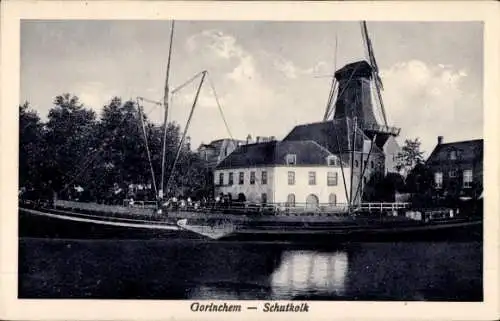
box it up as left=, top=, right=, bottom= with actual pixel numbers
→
left=214, top=139, right=352, bottom=208
left=426, top=136, right=483, bottom=198
left=197, top=138, right=245, bottom=169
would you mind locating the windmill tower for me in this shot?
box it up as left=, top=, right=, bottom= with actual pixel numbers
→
left=324, top=21, right=401, bottom=174
left=319, top=21, right=403, bottom=207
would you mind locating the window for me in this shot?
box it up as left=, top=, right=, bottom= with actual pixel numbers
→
left=355, top=160, right=359, bottom=168
left=261, top=193, right=267, bottom=204
left=286, top=193, right=296, bottom=207
left=228, top=173, right=234, bottom=185
left=288, top=171, right=295, bottom=185
left=262, top=171, right=268, bottom=185
left=308, top=171, right=316, bottom=185
left=450, top=150, right=457, bottom=160
left=329, top=193, right=337, bottom=206
left=435, top=172, right=443, bottom=189
left=250, top=171, right=256, bottom=185
left=327, top=172, right=338, bottom=186
left=286, top=154, right=297, bottom=165
left=327, top=155, right=338, bottom=166
left=463, top=169, right=473, bottom=188
left=239, top=172, right=244, bottom=185
left=219, top=173, right=224, bottom=186
left=449, top=170, right=457, bottom=178
left=371, top=161, right=374, bottom=169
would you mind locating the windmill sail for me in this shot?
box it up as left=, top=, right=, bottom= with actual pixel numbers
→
left=360, top=21, right=388, bottom=126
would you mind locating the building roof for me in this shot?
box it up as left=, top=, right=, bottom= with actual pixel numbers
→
left=215, top=140, right=339, bottom=169
left=335, top=60, right=373, bottom=80
left=283, top=118, right=384, bottom=155
left=427, top=139, right=483, bottom=164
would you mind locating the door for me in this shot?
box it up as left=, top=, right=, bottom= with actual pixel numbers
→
left=306, top=194, right=319, bottom=209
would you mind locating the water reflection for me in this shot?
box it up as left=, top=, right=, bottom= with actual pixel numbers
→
left=271, top=250, right=348, bottom=299
left=19, top=239, right=482, bottom=301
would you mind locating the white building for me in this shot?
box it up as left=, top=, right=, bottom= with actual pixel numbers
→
left=214, top=140, right=352, bottom=208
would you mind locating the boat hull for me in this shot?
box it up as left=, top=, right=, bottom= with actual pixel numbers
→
left=19, top=206, right=482, bottom=243
left=218, top=220, right=483, bottom=243
left=19, top=208, right=200, bottom=240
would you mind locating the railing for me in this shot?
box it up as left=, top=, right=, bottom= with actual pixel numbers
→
left=157, top=201, right=410, bottom=215
left=359, top=202, right=410, bottom=212
left=122, top=200, right=157, bottom=208
left=363, top=123, right=401, bottom=136
left=48, top=199, right=409, bottom=217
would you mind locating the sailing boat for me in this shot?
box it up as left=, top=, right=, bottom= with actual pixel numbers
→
left=19, top=21, right=203, bottom=239
left=19, top=21, right=482, bottom=242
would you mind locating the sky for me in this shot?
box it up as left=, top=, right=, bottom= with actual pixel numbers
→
left=21, top=20, right=483, bottom=155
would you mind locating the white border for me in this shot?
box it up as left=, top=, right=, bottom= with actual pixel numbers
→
left=1, top=1, right=499, bottom=320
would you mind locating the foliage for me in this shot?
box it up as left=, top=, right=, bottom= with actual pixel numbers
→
left=395, top=138, right=425, bottom=174
left=405, top=162, right=438, bottom=208
left=18, top=94, right=212, bottom=203
left=19, top=102, right=45, bottom=189
left=363, top=172, right=406, bottom=202
left=44, top=94, right=97, bottom=190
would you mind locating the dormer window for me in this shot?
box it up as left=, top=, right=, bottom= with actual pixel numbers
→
left=449, top=150, right=457, bottom=160
left=286, top=154, right=297, bottom=165
left=327, top=155, right=339, bottom=166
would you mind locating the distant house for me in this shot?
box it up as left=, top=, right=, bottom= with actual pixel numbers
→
left=426, top=136, right=483, bottom=198
left=197, top=138, right=245, bottom=169
left=214, top=117, right=389, bottom=207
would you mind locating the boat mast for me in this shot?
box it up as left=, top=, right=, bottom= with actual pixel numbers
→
left=160, top=20, right=175, bottom=202
left=165, top=71, right=208, bottom=194
left=349, top=117, right=357, bottom=214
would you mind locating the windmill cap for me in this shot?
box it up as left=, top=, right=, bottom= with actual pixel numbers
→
left=335, top=60, right=373, bottom=80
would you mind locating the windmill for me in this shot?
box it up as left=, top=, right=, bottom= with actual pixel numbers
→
left=320, top=21, right=401, bottom=211
left=324, top=21, right=400, bottom=149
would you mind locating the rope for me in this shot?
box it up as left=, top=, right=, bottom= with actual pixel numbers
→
left=207, top=72, right=234, bottom=140
left=325, top=82, right=339, bottom=120
left=323, top=34, right=339, bottom=121
left=171, top=71, right=206, bottom=95
left=59, top=148, right=103, bottom=194
left=136, top=98, right=158, bottom=198
left=352, top=134, right=376, bottom=205
left=323, top=78, right=337, bottom=121
left=336, top=62, right=360, bottom=110
left=332, top=121, right=350, bottom=205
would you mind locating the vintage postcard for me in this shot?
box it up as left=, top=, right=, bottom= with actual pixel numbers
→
left=1, top=1, right=499, bottom=320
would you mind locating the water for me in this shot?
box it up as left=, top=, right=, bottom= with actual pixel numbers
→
left=18, top=238, right=482, bottom=301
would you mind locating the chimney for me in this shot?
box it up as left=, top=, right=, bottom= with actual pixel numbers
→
left=437, top=136, right=443, bottom=145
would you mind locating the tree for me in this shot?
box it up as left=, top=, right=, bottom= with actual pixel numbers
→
left=19, top=101, right=45, bottom=189
left=395, top=138, right=425, bottom=175
left=43, top=94, right=97, bottom=192
left=405, top=162, right=436, bottom=208
left=18, top=93, right=212, bottom=203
